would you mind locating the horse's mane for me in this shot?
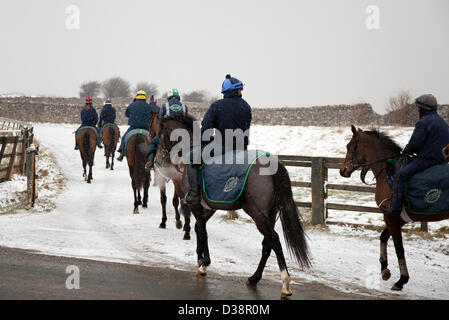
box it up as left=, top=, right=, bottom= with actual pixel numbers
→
left=159, top=113, right=197, bottom=133
left=362, top=129, right=402, bottom=155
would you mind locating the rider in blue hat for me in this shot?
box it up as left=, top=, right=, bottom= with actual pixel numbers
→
left=184, top=74, right=252, bottom=205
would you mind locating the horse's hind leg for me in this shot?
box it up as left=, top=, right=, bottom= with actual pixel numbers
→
left=110, top=151, right=115, bottom=170
left=106, top=155, right=110, bottom=169
left=142, top=175, right=149, bottom=208
left=132, top=181, right=139, bottom=214
left=194, top=211, right=211, bottom=276
left=159, top=185, right=167, bottom=228
left=247, top=238, right=272, bottom=286
left=391, top=232, right=410, bottom=291
left=181, top=203, right=191, bottom=240
left=380, top=228, right=391, bottom=280
left=173, top=194, right=182, bottom=230
left=243, top=203, right=291, bottom=298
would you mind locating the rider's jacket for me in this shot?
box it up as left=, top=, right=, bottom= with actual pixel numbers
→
left=201, top=91, right=252, bottom=150
left=403, top=110, right=449, bottom=162
left=81, top=106, right=98, bottom=127
left=125, top=99, right=152, bottom=130
left=98, top=105, right=116, bottom=126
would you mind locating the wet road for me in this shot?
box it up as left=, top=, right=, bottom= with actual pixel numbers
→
left=0, top=246, right=385, bottom=300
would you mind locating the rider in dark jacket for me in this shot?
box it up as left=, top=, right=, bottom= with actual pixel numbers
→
left=384, top=94, right=449, bottom=217
left=185, top=74, right=252, bottom=205
left=98, top=99, right=117, bottom=126
left=117, top=90, right=152, bottom=161
left=145, top=89, right=188, bottom=171
left=75, top=97, right=102, bottom=149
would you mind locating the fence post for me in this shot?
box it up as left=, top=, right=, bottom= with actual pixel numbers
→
left=6, top=136, right=19, bottom=181
left=311, top=157, right=327, bottom=225
left=26, top=146, right=37, bottom=207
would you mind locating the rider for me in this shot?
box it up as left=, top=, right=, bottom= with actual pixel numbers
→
left=75, top=97, right=102, bottom=150
left=383, top=94, right=449, bottom=217
left=145, top=89, right=188, bottom=171
left=148, top=95, right=161, bottom=114
left=184, top=74, right=252, bottom=205
left=116, top=90, right=152, bottom=161
left=98, top=98, right=117, bottom=127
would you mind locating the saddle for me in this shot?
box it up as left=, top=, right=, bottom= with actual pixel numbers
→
left=123, top=129, right=149, bottom=153
left=201, top=150, right=269, bottom=204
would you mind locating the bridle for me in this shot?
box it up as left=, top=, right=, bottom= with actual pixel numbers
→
left=347, top=131, right=392, bottom=185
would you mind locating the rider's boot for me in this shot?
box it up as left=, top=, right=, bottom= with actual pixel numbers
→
left=185, top=164, right=201, bottom=205
left=117, top=153, right=124, bottom=162
left=145, top=153, right=155, bottom=173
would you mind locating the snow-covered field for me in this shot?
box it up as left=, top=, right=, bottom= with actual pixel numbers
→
left=0, top=123, right=448, bottom=299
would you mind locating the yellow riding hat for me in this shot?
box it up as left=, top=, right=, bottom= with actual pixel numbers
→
left=136, top=90, right=147, bottom=100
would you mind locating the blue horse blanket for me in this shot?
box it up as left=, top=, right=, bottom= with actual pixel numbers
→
left=405, top=163, right=449, bottom=214
left=202, top=150, right=269, bottom=203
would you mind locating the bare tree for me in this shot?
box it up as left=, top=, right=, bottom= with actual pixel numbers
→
left=135, top=82, right=159, bottom=97
left=102, top=77, right=131, bottom=98
left=182, top=90, right=208, bottom=103
left=386, top=90, right=413, bottom=126
left=79, top=81, right=102, bottom=98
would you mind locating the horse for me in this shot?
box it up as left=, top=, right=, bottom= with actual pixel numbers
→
left=101, top=124, right=120, bottom=170
left=76, top=127, right=97, bottom=183
left=340, top=125, right=449, bottom=291
left=126, top=134, right=150, bottom=214
left=158, top=114, right=311, bottom=299
left=150, top=111, right=191, bottom=240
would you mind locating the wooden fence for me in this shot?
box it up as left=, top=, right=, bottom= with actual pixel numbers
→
left=278, top=155, right=428, bottom=232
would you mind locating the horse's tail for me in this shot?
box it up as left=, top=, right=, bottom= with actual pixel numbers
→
left=133, top=135, right=147, bottom=190
left=83, top=130, right=93, bottom=165
left=273, top=162, right=311, bottom=269
left=106, top=125, right=115, bottom=156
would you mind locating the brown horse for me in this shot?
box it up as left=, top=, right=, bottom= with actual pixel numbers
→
left=151, top=111, right=191, bottom=240
left=158, top=114, right=311, bottom=299
left=76, top=128, right=97, bottom=183
left=101, top=124, right=120, bottom=170
left=126, top=134, right=150, bottom=214
left=340, top=125, right=449, bottom=291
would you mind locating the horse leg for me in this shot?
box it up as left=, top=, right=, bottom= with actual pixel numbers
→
left=82, top=159, right=87, bottom=181
left=132, top=181, right=139, bottom=214
left=159, top=186, right=167, bottom=228
left=173, top=195, right=183, bottom=230
left=244, top=203, right=291, bottom=298
left=193, top=209, right=210, bottom=276
left=181, top=203, right=191, bottom=240
left=247, top=238, right=271, bottom=286
left=391, top=231, right=410, bottom=291
left=380, top=228, right=391, bottom=281
left=87, top=162, right=93, bottom=183
left=110, top=151, right=115, bottom=170
left=142, top=176, right=149, bottom=208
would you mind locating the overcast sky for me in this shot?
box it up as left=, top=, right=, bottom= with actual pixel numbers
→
left=0, top=0, right=448, bottom=113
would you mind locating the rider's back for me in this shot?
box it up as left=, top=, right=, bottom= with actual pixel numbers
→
left=126, top=100, right=151, bottom=130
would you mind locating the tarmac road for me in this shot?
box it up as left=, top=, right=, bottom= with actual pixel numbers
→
left=0, top=246, right=393, bottom=300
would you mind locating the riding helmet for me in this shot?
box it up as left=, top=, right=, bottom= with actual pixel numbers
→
left=167, top=88, right=180, bottom=100
left=136, top=90, right=147, bottom=100
left=221, top=74, right=244, bottom=94
left=415, top=94, right=438, bottom=111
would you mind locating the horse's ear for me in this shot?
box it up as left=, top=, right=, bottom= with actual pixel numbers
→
left=351, top=125, right=357, bottom=135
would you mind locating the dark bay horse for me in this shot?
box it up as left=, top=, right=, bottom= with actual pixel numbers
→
left=126, top=134, right=150, bottom=214
left=76, top=128, right=97, bottom=183
left=340, top=125, right=449, bottom=291
left=101, top=124, right=120, bottom=170
left=158, top=114, right=311, bottom=299
left=150, top=111, right=191, bottom=240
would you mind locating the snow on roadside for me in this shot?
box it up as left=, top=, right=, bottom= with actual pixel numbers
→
left=0, top=123, right=447, bottom=300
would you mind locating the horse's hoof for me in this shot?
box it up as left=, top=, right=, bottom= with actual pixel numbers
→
left=176, top=220, right=183, bottom=229
left=281, top=290, right=293, bottom=299
left=106, top=164, right=109, bottom=169
left=246, top=277, right=260, bottom=286
left=133, top=209, right=139, bottom=214
left=87, top=180, right=91, bottom=184
left=142, top=204, right=148, bottom=208
left=196, top=264, right=207, bottom=276
left=159, top=224, right=166, bottom=229
left=381, top=269, right=391, bottom=281
left=183, top=234, right=190, bottom=240
left=391, top=285, right=402, bottom=291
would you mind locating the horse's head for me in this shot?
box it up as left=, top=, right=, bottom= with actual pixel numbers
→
left=340, top=125, right=402, bottom=178
left=158, top=114, right=198, bottom=167
left=340, top=125, right=365, bottom=177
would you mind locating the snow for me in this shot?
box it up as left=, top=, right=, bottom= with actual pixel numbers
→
left=0, top=123, right=448, bottom=299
